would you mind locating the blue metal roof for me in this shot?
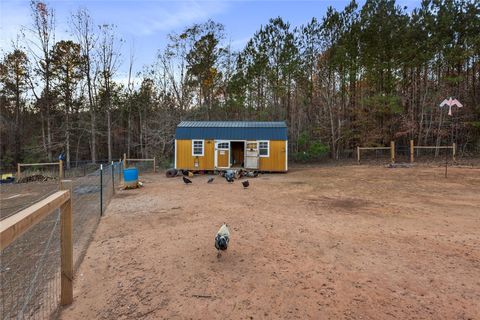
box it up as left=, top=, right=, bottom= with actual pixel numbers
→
left=177, top=121, right=287, bottom=128
left=175, top=121, right=288, bottom=140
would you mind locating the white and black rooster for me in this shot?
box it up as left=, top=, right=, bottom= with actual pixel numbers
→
left=215, top=223, right=230, bottom=258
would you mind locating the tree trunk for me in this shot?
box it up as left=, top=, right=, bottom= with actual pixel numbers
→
left=435, top=111, right=443, bottom=158
left=66, top=112, right=71, bottom=169
left=90, top=109, right=96, bottom=163
left=139, top=110, right=144, bottom=158
left=107, top=109, right=112, bottom=162
left=75, top=131, right=82, bottom=168
left=14, top=75, right=21, bottom=163
left=143, top=111, right=148, bottom=158
left=127, top=113, right=131, bottom=158
left=46, top=101, right=53, bottom=161
left=41, top=111, right=47, bottom=156
left=328, top=103, right=337, bottom=160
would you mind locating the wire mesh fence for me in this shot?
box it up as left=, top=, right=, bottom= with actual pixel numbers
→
left=16, top=164, right=60, bottom=182
left=411, top=146, right=455, bottom=162
left=99, top=162, right=122, bottom=217
left=0, top=160, right=122, bottom=319
left=357, top=148, right=392, bottom=163
left=11, top=160, right=113, bottom=181
left=64, top=162, right=107, bottom=179
left=355, top=142, right=475, bottom=165
left=0, top=182, right=59, bottom=221
left=0, top=210, right=61, bottom=319
left=124, top=159, right=155, bottom=175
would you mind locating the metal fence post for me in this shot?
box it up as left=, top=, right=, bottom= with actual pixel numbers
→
left=100, top=164, right=103, bottom=217
left=111, top=161, right=115, bottom=194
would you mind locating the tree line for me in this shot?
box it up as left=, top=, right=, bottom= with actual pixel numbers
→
left=1, top=0, right=479, bottom=169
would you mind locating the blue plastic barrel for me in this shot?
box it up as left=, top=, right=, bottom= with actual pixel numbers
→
left=123, top=167, right=138, bottom=187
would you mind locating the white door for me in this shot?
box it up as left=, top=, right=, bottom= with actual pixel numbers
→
left=245, top=141, right=259, bottom=169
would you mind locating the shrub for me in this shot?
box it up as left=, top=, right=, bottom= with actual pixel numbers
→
left=293, top=132, right=329, bottom=162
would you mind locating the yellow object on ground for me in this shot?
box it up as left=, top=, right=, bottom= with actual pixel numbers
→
left=2, top=173, right=13, bottom=180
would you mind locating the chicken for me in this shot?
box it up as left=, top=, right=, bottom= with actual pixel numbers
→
left=207, top=177, right=215, bottom=183
left=242, top=180, right=249, bottom=188
left=183, top=176, right=192, bottom=184
left=224, top=170, right=235, bottom=183
left=215, top=223, right=230, bottom=257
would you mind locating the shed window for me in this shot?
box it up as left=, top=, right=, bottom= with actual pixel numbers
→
left=259, top=141, right=269, bottom=157
left=217, top=142, right=229, bottom=149
left=247, top=142, right=257, bottom=151
left=192, top=140, right=204, bottom=156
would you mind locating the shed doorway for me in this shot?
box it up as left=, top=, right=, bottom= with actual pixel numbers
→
left=230, top=141, right=245, bottom=168
left=215, top=141, right=230, bottom=168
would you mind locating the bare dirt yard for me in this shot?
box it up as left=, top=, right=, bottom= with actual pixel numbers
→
left=60, top=165, right=480, bottom=319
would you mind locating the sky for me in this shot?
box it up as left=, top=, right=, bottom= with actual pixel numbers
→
left=0, top=0, right=421, bottom=82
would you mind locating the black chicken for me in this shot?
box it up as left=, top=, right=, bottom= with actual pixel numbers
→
left=183, top=176, right=192, bottom=184
left=242, top=180, right=249, bottom=188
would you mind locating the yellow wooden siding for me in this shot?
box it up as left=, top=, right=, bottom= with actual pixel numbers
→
left=176, top=139, right=287, bottom=172
left=176, top=140, right=214, bottom=170
left=259, top=140, right=287, bottom=171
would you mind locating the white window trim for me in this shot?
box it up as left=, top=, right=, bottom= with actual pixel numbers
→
left=285, top=140, right=288, bottom=171
left=258, top=140, right=270, bottom=157
left=174, top=140, right=177, bottom=168
left=192, top=139, right=204, bottom=156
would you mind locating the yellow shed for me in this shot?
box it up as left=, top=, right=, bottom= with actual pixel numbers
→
left=175, top=121, right=288, bottom=172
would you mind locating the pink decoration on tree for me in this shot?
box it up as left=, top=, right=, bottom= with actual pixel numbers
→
left=440, top=97, right=463, bottom=116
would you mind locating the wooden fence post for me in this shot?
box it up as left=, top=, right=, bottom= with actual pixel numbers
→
left=357, top=146, right=360, bottom=164
left=123, top=153, right=127, bottom=169
left=60, top=180, right=73, bottom=305
left=390, top=141, right=395, bottom=164
left=59, top=160, right=64, bottom=179
left=153, top=157, right=156, bottom=173
left=410, top=140, right=414, bottom=163
left=452, top=142, right=456, bottom=162
left=17, top=163, right=21, bottom=180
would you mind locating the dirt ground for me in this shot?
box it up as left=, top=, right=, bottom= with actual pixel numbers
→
left=60, top=165, right=480, bottom=319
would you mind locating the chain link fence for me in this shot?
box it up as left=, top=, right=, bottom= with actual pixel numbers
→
left=0, top=161, right=123, bottom=319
